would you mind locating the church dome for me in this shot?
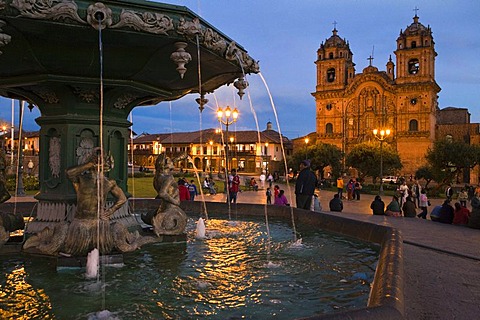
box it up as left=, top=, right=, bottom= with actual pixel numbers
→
left=322, top=28, right=349, bottom=48
left=402, top=15, right=431, bottom=36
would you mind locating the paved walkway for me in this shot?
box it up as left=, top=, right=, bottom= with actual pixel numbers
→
left=8, top=187, right=480, bottom=319
left=199, top=184, right=480, bottom=320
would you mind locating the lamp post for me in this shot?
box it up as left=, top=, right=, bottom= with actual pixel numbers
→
left=209, top=140, right=213, bottom=177
left=304, top=137, right=309, bottom=159
left=373, top=128, right=391, bottom=195
left=217, top=106, right=238, bottom=200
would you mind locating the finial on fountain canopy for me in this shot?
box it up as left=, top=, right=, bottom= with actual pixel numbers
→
left=170, top=42, right=192, bottom=79
left=234, top=76, right=248, bottom=100
left=195, top=93, right=209, bottom=112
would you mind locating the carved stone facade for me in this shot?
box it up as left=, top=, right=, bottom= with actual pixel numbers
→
left=312, top=15, right=440, bottom=175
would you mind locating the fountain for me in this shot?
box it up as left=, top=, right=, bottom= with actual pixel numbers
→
left=0, top=1, right=405, bottom=318
left=0, top=0, right=259, bottom=236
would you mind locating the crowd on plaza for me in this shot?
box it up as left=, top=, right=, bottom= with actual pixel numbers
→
left=173, top=158, right=480, bottom=230
left=366, top=180, right=480, bottom=229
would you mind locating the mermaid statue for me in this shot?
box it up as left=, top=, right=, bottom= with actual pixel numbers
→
left=141, top=153, right=187, bottom=236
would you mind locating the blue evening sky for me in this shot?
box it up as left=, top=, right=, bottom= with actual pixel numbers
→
left=2, top=0, right=479, bottom=140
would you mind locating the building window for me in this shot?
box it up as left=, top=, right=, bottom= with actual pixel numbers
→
left=411, top=41, right=416, bottom=48
left=408, top=58, right=419, bottom=74
left=340, top=52, right=343, bottom=57
left=326, top=123, right=333, bottom=134
left=326, top=103, right=333, bottom=111
left=409, top=119, right=418, bottom=132
left=329, top=52, right=333, bottom=59
left=327, top=68, right=335, bottom=82
left=425, top=40, right=429, bottom=46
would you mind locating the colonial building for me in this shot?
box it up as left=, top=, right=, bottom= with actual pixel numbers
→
left=436, top=107, right=480, bottom=184
left=130, top=122, right=292, bottom=174
left=312, top=14, right=440, bottom=175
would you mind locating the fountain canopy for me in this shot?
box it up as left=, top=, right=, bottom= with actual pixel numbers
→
left=0, top=0, right=258, bottom=111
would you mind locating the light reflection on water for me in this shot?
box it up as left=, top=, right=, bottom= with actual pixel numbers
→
left=0, top=218, right=379, bottom=319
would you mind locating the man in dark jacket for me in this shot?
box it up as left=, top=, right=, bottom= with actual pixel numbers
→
left=370, top=195, right=385, bottom=215
left=295, top=160, right=317, bottom=210
left=329, top=194, right=343, bottom=212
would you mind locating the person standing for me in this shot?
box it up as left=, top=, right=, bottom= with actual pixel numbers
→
left=370, top=195, right=385, bottom=215
left=266, top=187, right=272, bottom=205
left=354, top=179, right=362, bottom=200
left=295, top=160, right=317, bottom=210
left=445, top=184, right=454, bottom=201
left=336, top=176, right=344, bottom=199
left=398, top=181, right=409, bottom=209
left=187, top=180, right=198, bottom=201
left=412, top=180, right=422, bottom=207
left=346, top=179, right=355, bottom=200
left=259, top=171, right=266, bottom=189
left=267, top=173, right=274, bottom=188
left=228, top=169, right=240, bottom=203
left=417, top=189, right=429, bottom=219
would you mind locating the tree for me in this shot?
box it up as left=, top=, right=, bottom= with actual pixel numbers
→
left=287, top=142, right=343, bottom=178
left=425, top=140, right=480, bottom=185
left=414, top=165, right=435, bottom=188
left=345, top=142, right=402, bottom=181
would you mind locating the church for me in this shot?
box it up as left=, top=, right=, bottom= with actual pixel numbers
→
left=312, top=14, right=441, bottom=176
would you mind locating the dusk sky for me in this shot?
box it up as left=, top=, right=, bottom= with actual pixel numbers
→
left=2, top=0, right=479, bottom=140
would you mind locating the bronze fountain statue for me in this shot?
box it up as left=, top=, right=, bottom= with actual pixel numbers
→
left=141, top=153, right=187, bottom=236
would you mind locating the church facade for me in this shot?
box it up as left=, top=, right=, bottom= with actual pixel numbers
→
left=312, top=15, right=440, bottom=176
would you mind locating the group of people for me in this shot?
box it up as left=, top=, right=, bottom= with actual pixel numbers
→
left=369, top=182, right=480, bottom=229
left=336, top=177, right=362, bottom=201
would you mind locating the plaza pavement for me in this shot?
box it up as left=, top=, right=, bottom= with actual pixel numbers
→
left=199, top=183, right=480, bottom=320
left=8, top=187, right=480, bottom=319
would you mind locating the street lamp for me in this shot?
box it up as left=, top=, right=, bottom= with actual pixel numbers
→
left=304, top=137, right=309, bottom=159
left=373, top=128, right=391, bottom=195
left=217, top=106, right=238, bottom=200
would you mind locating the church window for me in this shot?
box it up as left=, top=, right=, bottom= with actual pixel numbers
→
left=399, top=43, right=403, bottom=49
left=327, top=68, right=336, bottom=82
left=411, top=41, right=417, bottom=48
left=340, top=52, right=343, bottom=57
left=425, top=40, right=429, bottom=46
left=409, top=119, right=418, bottom=132
left=326, top=123, right=333, bottom=134
left=326, top=103, right=333, bottom=111
left=408, top=59, right=420, bottom=74
left=329, top=52, right=334, bottom=59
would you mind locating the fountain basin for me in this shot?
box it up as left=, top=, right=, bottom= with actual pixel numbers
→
left=1, top=199, right=404, bottom=319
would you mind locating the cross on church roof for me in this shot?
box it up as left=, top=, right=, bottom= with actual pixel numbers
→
left=332, top=20, right=337, bottom=30
left=413, top=6, right=419, bottom=16
left=367, top=55, right=374, bottom=66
